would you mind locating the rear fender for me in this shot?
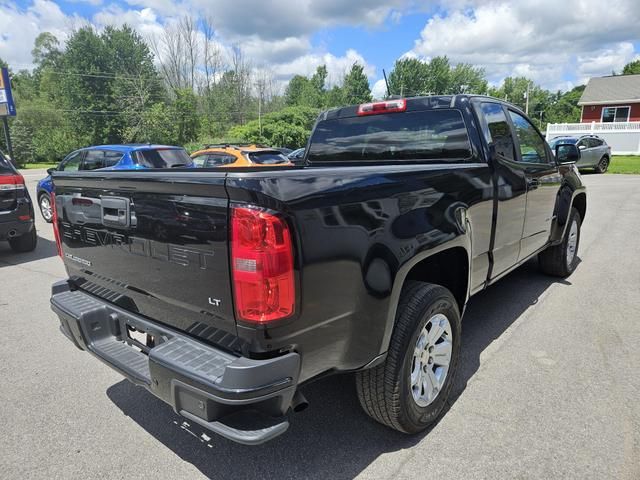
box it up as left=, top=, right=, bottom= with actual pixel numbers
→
left=377, top=227, right=472, bottom=357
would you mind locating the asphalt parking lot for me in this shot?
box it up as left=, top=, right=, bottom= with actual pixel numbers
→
left=1, top=171, right=639, bottom=479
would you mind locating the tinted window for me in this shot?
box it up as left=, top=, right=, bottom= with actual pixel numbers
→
left=247, top=151, right=289, bottom=165
left=588, top=138, right=603, bottom=147
left=104, top=151, right=123, bottom=167
left=136, top=148, right=193, bottom=168
left=59, top=151, right=83, bottom=171
left=0, top=151, right=15, bottom=174
left=480, top=103, right=515, bottom=161
left=508, top=111, right=550, bottom=164
left=83, top=150, right=122, bottom=170
left=191, top=154, right=207, bottom=168
left=207, top=153, right=236, bottom=166
left=307, top=109, right=471, bottom=163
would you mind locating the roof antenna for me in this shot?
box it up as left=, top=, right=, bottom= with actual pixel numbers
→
left=383, top=68, right=391, bottom=98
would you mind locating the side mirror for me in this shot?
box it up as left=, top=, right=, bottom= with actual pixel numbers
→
left=555, top=144, right=581, bottom=164
left=578, top=145, right=586, bottom=150
left=47, top=167, right=57, bottom=175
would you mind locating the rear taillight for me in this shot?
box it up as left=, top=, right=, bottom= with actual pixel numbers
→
left=0, top=174, right=25, bottom=191
left=51, top=192, right=63, bottom=258
left=231, top=206, right=295, bottom=323
left=357, top=99, right=407, bottom=116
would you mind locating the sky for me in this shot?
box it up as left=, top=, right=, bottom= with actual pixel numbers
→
left=1, top=0, right=639, bottom=98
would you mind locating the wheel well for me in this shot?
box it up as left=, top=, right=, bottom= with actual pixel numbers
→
left=404, top=247, right=469, bottom=312
left=573, top=192, right=586, bottom=222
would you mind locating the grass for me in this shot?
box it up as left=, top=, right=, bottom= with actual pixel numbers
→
left=608, top=156, right=640, bottom=174
left=19, top=162, right=57, bottom=170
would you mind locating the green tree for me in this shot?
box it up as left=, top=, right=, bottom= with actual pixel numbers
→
left=48, top=26, right=162, bottom=146
left=622, top=60, right=640, bottom=75
left=544, top=85, right=585, bottom=125
left=489, top=77, right=549, bottom=114
left=229, top=106, right=319, bottom=148
left=449, top=63, right=488, bottom=94
left=32, top=32, right=61, bottom=70
left=9, top=119, right=36, bottom=165
left=426, top=56, right=451, bottom=95
left=284, top=75, right=309, bottom=106
left=124, top=103, right=177, bottom=144
left=388, top=58, right=429, bottom=96
left=342, top=63, right=371, bottom=105
left=284, top=66, right=329, bottom=108
left=172, top=88, right=200, bottom=144
left=325, top=85, right=345, bottom=108
left=388, top=56, right=488, bottom=96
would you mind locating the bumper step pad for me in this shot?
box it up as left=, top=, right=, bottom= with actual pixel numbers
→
left=51, top=281, right=300, bottom=445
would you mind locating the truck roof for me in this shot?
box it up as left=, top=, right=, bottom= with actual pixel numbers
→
left=320, top=94, right=523, bottom=121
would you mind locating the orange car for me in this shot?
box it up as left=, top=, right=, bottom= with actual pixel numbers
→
left=190, top=144, right=293, bottom=168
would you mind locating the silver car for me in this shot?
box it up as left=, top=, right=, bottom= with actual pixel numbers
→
left=549, top=135, right=611, bottom=173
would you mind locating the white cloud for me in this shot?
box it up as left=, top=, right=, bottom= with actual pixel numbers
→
left=371, top=79, right=388, bottom=99
left=93, top=6, right=165, bottom=38
left=0, top=0, right=80, bottom=69
left=411, top=0, right=640, bottom=89
left=274, top=49, right=375, bottom=86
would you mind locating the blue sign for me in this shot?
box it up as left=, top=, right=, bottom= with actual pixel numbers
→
left=0, top=68, right=17, bottom=117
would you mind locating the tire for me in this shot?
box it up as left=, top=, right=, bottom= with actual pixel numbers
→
left=38, top=193, right=53, bottom=223
left=152, top=221, right=169, bottom=241
left=595, top=156, right=609, bottom=174
left=356, top=282, right=461, bottom=434
left=9, top=227, right=38, bottom=253
left=538, top=207, right=581, bottom=277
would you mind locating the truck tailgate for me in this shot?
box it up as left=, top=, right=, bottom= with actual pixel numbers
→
left=52, top=171, right=241, bottom=351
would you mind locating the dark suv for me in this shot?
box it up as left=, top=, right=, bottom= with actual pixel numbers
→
left=0, top=150, right=37, bottom=252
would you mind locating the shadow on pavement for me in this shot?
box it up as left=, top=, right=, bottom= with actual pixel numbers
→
left=0, top=234, right=58, bottom=265
left=106, top=257, right=573, bottom=480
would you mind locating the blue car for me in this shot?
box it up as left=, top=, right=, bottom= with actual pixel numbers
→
left=36, top=144, right=194, bottom=222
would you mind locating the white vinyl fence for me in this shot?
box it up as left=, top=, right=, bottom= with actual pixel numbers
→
left=546, top=121, right=640, bottom=155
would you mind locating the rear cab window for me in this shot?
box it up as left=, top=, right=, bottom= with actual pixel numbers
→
left=136, top=148, right=193, bottom=168
left=307, top=109, right=472, bottom=163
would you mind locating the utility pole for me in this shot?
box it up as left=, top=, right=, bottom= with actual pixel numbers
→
left=525, top=82, right=531, bottom=115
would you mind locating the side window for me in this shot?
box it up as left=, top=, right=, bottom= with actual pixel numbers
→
left=191, top=154, right=207, bottom=168
left=83, top=150, right=106, bottom=170
left=590, top=138, right=603, bottom=147
left=59, top=151, right=83, bottom=172
left=480, top=103, right=515, bottom=161
left=508, top=111, right=550, bottom=164
left=104, top=151, right=123, bottom=167
left=576, top=139, right=588, bottom=149
left=206, top=153, right=236, bottom=167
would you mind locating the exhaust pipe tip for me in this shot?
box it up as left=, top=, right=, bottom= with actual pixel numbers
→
left=8, top=229, right=17, bottom=238
left=291, top=391, right=309, bottom=413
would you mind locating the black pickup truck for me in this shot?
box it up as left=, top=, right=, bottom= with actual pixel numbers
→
left=50, top=95, right=586, bottom=445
